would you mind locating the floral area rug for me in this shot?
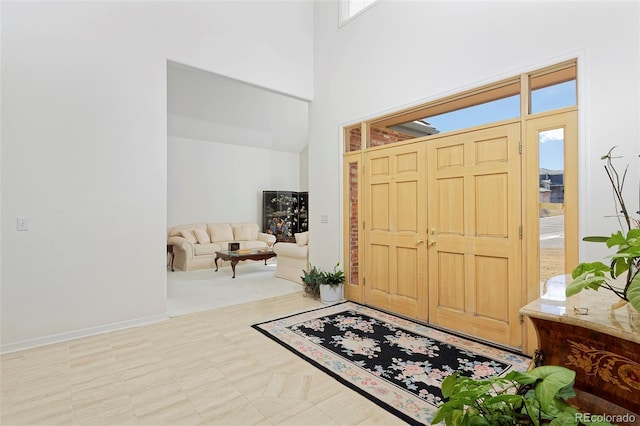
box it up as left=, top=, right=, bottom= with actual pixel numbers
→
left=252, top=301, right=531, bottom=425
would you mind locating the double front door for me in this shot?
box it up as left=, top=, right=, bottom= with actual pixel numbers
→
left=364, top=122, right=522, bottom=347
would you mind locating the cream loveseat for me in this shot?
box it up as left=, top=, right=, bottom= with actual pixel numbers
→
left=167, top=223, right=276, bottom=271
left=272, top=231, right=309, bottom=284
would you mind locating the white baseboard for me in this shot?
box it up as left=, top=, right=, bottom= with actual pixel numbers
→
left=0, top=313, right=169, bottom=355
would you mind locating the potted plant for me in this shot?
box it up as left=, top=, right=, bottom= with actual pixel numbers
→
left=433, top=365, right=612, bottom=426
left=301, top=264, right=322, bottom=299
left=318, top=262, right=345, bottom=304
left=301, top=263, right=345, bottom=304
left=566, top=147, right=640, bottom=314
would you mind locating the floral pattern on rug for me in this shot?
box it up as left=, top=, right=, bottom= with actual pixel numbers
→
left=254, top=302, right=531, bottom=425
left=289, top=309, right=514, bottom=406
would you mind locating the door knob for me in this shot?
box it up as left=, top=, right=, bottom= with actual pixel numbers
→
left=416, top=239, right=424, bottom=245
left=428, top=240, right=437, bottom=246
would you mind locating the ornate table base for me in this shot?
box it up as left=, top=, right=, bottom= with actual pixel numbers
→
left=529, top=316, right=639, bottom=423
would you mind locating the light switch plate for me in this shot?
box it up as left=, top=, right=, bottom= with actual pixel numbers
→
left=17, top=217, right=29, bottom=231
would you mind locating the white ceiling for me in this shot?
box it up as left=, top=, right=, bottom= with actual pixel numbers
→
left=167, top=61, right=310, bottom=153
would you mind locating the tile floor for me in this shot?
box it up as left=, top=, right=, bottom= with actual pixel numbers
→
left=1, top=292, right=405, bottom=425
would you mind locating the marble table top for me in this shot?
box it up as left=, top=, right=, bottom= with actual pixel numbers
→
left=519, top=274, right=640, bottom=344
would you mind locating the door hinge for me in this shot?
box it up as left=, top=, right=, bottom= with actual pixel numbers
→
left=363, top=277, right=366, bottom=286
left=519, top=225, right=523, bottom=239
left=518, top=140, right=522, bottom=154
left=520, top=314, right=524, bottom=324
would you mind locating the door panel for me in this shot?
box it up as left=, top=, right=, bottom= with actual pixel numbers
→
left=365, top=143, right=427, bottom=320
left=427, top=123, right=522, bottom=347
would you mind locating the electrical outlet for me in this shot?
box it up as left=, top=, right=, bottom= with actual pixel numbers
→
left=17, top=217, right=29, bottom=231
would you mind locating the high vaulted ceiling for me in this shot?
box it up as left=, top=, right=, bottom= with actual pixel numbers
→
left=167, top=61, right=309, bottom=153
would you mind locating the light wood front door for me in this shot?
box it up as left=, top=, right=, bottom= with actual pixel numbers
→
left=427, top=123, right=522, bottom=347
left=364, top=143, right=427, bottom=320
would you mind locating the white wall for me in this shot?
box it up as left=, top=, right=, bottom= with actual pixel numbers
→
left=0, top=1, right=313, bottom=352
left=168, top=136, right=301, bottom=227
left=300, top=145, right=310, bottom=192
left=309, top=0, right=639, bottom=269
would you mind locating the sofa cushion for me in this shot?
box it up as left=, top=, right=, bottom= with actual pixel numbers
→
left=232, top=223, right=259, bottom=240
left=179, top=229, right=198, bottom=244
left=209, top=224, right=234, bottom=242
left=168, top=223, right=206, bottom=238
left=194, top=228, right=211, bottom=244
left=233, top=224, right=254, bottom=241
left=194, top=243, right=220, bottom=256
left=240, top=240, right=268, bottom=249
left=295, top=231, right=309, bottom=246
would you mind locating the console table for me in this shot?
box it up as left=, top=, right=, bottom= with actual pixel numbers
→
left=520, top=275, right=639, bottom=424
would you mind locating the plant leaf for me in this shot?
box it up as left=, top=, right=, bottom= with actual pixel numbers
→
left=548, top=412, right=579, bottom=425
left=606, top=231, right=627, bottom=248
left=509, top=370, right=538, bottom=385
left=582, top=236, right=609, bottom=243
left=523, top=397, right=541, bottom=426
left=431, top=405, right=451, bottom=425
left=627, top=272, right=640, bottom=313
left=466, top=416, right=491, bottom=426
left=570, top=261, right=609, bottom=279
left=601, top=146, right=617, bottom=160
left=440, top=372, right=459, bottom=398
left=487, top=394, right=523, bottom=406
left=566, top=273, right=607, bottom=297
left=527, top=366, right=576, bottom=412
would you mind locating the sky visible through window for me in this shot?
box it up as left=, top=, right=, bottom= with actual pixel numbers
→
left=423, top=80, right=576, bottom=170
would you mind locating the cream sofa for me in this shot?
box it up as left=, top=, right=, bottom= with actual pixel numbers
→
left=272, top=231, right=309, bottom=284
left=167, top=223, right=276, bottom=271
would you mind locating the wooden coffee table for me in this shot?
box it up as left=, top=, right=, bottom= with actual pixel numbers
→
left=214, top=249, right=276, bottom=278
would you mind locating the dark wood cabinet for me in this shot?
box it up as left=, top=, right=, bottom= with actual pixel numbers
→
left=263, top=191, right=308, bottom=240
left=521, top=288, right=640, bottom=425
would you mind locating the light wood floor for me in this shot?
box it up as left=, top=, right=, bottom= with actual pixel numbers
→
left=1, top=292, right=404, bottom=426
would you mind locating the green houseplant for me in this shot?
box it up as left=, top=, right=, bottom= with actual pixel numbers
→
left=433, top=365, right=612, bottom=426
left=318, top=262, right=345, bottom=304
left=566, top=147, right=640, bottom=313
left=301, top=264, right=323, bottom=299
left=300, top=263, right=345, bottom=303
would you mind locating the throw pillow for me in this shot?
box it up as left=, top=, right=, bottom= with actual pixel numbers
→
left=232, top=225, right=252, bottom=241
left=194, top=228, right=211, bottom=244
left=179, top=229, right=198, bottom=244
left=295, top=231, right=309, bottom=246
left=209, top=224, right=234, bottom=242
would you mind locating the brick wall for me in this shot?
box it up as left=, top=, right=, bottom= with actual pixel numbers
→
left=369, top=127, right=415, bottom=147
left=348, top=162, right=359, bottom=284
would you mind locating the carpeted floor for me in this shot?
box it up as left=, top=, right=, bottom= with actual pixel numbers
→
left=167, top=262, right=302, bottom=316
left=253, top=301, right=532, bottom=426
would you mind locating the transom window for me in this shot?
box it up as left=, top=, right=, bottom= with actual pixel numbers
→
left=344, top=61, right=577, bottom=152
